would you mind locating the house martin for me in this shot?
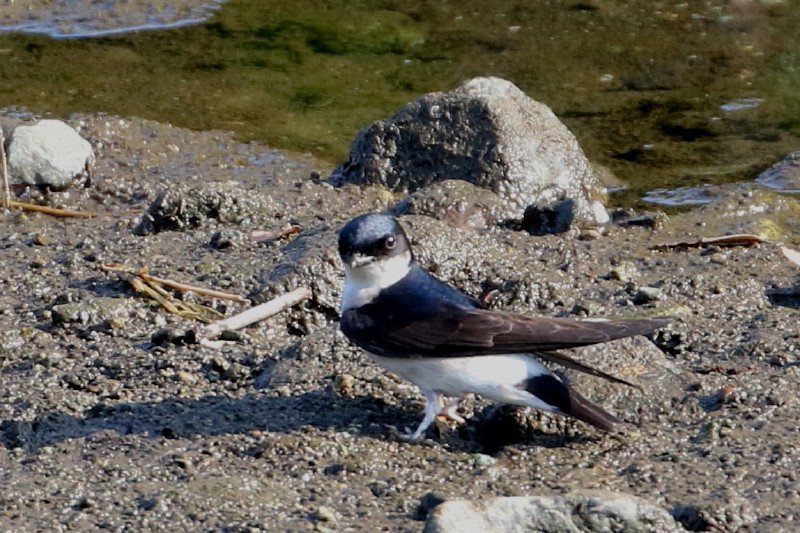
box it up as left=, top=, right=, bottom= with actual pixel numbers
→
left=338, top=213, right=670, bottom=440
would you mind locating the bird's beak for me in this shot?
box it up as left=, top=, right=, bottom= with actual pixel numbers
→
left=348, top=254, right=374, bottom=269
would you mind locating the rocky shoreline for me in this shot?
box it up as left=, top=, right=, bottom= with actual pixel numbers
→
left=1, top=100, right=800, bottom=531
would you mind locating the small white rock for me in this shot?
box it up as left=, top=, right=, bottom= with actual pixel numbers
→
left=7, top=119, right=95, bottom=190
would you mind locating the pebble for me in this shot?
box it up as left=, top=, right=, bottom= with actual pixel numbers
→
left=472, top=453, right=497, bottom=467
left=634, top=286, right=664, bottom=304
left=609, top=261, right=639, bottom=282
left=210, top=356, right=230, bottom=373
left=315, top=506, right=336, bottom=522
left=334, top=373, right=356, bottom=396
left=33, top=233, right=53, bottom=246
left=219, top=329, right=245, bottom=342
left=175, top=371, right=198, bottom=384
left=210, top=229, right=245, bottom=249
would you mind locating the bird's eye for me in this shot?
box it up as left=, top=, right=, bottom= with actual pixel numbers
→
left=385, top=236, right=396, bottom=249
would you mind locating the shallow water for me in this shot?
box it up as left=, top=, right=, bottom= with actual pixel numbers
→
left=1, top=0, right=799, bottom=204
left=0, top=0, right=225, bottom=38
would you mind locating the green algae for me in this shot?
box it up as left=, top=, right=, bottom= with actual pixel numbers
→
left=1, top=0, right=800, bottom=205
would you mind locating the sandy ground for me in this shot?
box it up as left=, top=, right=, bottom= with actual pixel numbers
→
left=1, top=109, right=800, bottom=531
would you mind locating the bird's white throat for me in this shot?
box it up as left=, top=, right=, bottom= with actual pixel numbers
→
left=341, top=251, right=411, bottom=312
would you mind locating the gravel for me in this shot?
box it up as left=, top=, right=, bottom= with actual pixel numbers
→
left=1, top=109, right=800, bottom=531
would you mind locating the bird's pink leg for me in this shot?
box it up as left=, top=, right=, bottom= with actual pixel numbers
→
left=405, top=389, right=443, bottom=440
left=403, top=392, right=469, bottom=441
left=437, top=394, right=467, bottom=424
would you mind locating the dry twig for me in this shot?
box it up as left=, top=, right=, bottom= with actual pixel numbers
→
left=248, top=225, right=302, bottom=243
left=650, top=234, right=768, bottom=252
left=201, top=287, right=311, bottom=338
left=0, top=130, right=8, bottom=210
left=8, top=200, right=97, bottom=218
left=100, top=263, right=247, bottom=322
left=135, top=269, right=249, bottom=303
left=781, top=246, right=800, bottom=268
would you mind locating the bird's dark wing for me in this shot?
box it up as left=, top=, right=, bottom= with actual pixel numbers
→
left=340, top=300, right=670, bottom=387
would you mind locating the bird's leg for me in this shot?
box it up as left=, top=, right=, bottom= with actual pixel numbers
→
left=405, top=389, right=442, bottom=440
left=437, top=395, right=467, bottom=424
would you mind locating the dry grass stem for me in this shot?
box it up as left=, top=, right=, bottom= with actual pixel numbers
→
left=135, top=270, right=249, bottom=303
left=101, top=263, right=241, bottom=322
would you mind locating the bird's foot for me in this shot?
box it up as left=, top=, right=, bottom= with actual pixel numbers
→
left=399, top=428, right=426, bottom=442
left=389, top=424, right=436, bottom=444
left=396, top=391, right=469, bottom=442
left=437, top=396, right=466, bottom=424
left=394, top=390, right=442, bottom=442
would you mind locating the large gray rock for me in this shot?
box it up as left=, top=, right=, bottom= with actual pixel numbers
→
left=756, top=150, right=800, bottom=192
left=7, top=119, right=94, bottom=190
left=331, top=76, right=610, bottom=232
left=424, top=490, right=686, bottom=533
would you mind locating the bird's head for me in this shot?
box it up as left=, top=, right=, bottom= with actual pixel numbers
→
left=338, top=213, right=413, bottom=284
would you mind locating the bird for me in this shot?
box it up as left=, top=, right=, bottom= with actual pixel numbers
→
left=337, top=213, right=671, bottom=440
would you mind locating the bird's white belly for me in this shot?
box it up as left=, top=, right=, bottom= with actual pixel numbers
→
left=369, top=353, right=549, bottom=406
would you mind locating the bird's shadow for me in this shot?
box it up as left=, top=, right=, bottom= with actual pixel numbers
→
left=462, top=404, right=603, bottom=454
left=0, top=388, right=597, bottom=454
left=0, top=390, right=405, bottom=453
left=766, top=287, right=800, bottom=310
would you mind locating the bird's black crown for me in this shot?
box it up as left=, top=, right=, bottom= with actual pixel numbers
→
left=338, top=213, right=411, bottom=262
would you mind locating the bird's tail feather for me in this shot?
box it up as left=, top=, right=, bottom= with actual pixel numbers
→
left=564, top=387, right=621, bottom=431
left=522, top=374, right=621, bottom=432
left=536, top=349, right=642, bottom=390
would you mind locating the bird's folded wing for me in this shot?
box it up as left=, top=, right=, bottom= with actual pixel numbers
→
left=340, top=302, right=670, bottom=386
